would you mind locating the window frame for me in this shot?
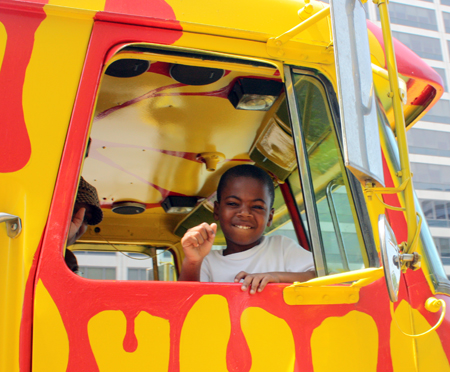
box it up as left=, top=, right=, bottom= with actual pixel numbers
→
left=284, top=66, right=378, bottom=277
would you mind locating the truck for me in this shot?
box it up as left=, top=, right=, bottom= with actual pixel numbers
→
left=1, top=0, right=449, bottom=370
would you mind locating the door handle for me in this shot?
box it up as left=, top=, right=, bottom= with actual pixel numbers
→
left=0, top=213, right=22, bottom=238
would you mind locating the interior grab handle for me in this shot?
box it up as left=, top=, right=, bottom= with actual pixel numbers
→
left=0, top=213, right=22, bottom=238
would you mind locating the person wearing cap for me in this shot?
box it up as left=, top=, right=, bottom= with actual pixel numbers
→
left=65, top=177, right=103, bottom=272
left=67, top=177, right=103, bottom=246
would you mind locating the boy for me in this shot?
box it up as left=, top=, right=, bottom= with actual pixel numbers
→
left=65, top=177, right=103, bottom=273
left=179, top=165, right=316, bottom=294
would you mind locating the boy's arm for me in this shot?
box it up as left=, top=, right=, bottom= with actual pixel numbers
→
left=178, top=222, right=217, bottom=281
left=235, top=269, right=316, bottom=294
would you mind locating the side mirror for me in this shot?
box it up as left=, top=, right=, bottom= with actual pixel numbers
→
left=378, top=214, right=401, bottom=302
left=330, top=0, right=384, bottom=187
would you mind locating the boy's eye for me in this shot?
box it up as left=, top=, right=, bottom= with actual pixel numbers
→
left=253, top=205, right=265, bottom=210
left=226, top=202, right=238, bottom=206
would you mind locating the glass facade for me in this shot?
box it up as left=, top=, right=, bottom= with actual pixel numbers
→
left=434, top=67, right=448, bottom=91
left=422, top=200, right=450, bottom=226
left=408, top=128, right=450, bottom=156
left=128, top=268, right=148, bottom=280
left=411, top=163, right=450, bottom=191
left=436, top=237, right=450, bottom=257
left=443, top=12, right=450, bottom=33
left=378, top=3, right=437, bottom=30
left=423, top=99, right=450, bottom=123
left=78, top=266, right=116, bottom=280
left=392, top=31, right=442, bottom=60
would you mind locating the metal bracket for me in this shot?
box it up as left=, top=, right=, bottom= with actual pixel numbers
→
left=0, top=213, right=22, bottom=238
left=267, top=3, right=330, bottom=58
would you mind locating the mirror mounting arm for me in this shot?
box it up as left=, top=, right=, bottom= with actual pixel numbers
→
left=396, top=250, right=421, bottom=273
left=267, top=2, right=330, bottom=57
left=372, top=0, right=419, bottom=255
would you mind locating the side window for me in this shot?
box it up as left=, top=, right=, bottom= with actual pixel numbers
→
left=290, top=72, right=369, bottom=274
left=265, top=185, right=305, bottom=243
left=261, top=99, right=309, bottom=248
left=70, top=244, right=176, bottom=281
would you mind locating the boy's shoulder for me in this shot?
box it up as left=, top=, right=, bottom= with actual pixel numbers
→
left=264, top=234, right=298, bottom=247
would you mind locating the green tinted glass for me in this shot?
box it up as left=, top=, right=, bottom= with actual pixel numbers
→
left=292, top=73, right=367, bottom=273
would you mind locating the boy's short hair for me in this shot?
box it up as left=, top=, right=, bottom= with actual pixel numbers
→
left=217, top=164, right=275, bottom=208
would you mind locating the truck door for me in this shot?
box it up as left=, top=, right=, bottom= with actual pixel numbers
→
left=31, top=20, right=420, bottom=372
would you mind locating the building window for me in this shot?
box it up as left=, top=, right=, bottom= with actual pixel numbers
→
left=421, top=200, right=450, bottom=228
left=377, top=3, right=437, bottom=30
left=411, top=163, right=450, bottom=191
left=78, top=266, right=116, bottom=280
left=408, top=128, right=450, bottom=156
left=423, top=99, right=450, bottom=123
left=435, top=237, right=450, bottom=257
left=433, top=67, right=448, bottom=92
left=443, top=12, right=450, bottom=33
left=128, top=265, right=176, bottom=281
left=392, top=31, right=442, bottom=60
left=442, top=0, right=450, bottom=6
left=128, top=268, right=149, bottom=280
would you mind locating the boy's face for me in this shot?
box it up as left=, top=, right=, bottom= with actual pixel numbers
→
left=214, top=176, right=274, bottom=250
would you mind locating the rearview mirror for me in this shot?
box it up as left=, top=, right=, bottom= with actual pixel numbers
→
left=378, top=214, right=401, bottom=302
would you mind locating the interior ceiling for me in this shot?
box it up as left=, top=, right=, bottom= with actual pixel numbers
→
left=82, top=58, right=283, bottom=210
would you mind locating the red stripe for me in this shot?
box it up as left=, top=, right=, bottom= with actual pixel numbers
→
left=0, top=8, right=47, bottom=172
left=279, top=182, right=310, bottom=251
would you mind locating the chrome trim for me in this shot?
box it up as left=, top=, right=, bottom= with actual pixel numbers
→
left=0, top=213, right=22, bottom=239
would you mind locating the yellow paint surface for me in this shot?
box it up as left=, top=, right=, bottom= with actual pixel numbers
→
left=391, top=300, right=450, bottom=372
left=49, top=0, right=106, bottom=11
left=368, top=29, right=387, bottom=69
left=0, top=8, right=97, bottom=371
left=88, top=310, right=170, bottom=371
left=180, top=295, right=230, bottom=372
left=0, top=22, right=6, bottom=69
left=311, top=311, right=378, bottom=372
left=167, top=0, right=329, bottom=43
left=33, top=280, right=69, bottom=372
left=241, top=307, right=295, bottom=372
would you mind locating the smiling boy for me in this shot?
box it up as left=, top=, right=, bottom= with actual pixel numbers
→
left=179, top=164, right=316, bottom=294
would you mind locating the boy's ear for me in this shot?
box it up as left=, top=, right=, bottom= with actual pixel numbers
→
left=213, top=201, right=220, bottom=221
left=267, top=208, right=275, bottom=227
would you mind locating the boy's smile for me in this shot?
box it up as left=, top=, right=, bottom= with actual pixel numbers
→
left=214, top=176, right=274, bottom=255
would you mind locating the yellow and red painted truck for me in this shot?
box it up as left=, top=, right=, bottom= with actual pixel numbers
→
left=1, top=0, right=450, bottom=371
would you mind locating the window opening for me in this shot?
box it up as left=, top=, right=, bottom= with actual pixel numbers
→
left=71, top=244, right=176, bottom=281
left=289, top=71, right=369, bottom=274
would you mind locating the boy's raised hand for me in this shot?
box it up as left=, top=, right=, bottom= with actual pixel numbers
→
left=181, top=222, right=217, bottom=263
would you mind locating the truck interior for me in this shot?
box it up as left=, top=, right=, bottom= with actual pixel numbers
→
left=69, top=44, right=375, bottom=280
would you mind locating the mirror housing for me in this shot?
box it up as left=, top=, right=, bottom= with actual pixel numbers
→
left=378, top=214, right=401, bottom=302
left=330, top=0, right=384, bottom=187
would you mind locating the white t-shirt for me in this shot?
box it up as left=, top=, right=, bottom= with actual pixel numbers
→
left=200, top=235, right=315, bottom=283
